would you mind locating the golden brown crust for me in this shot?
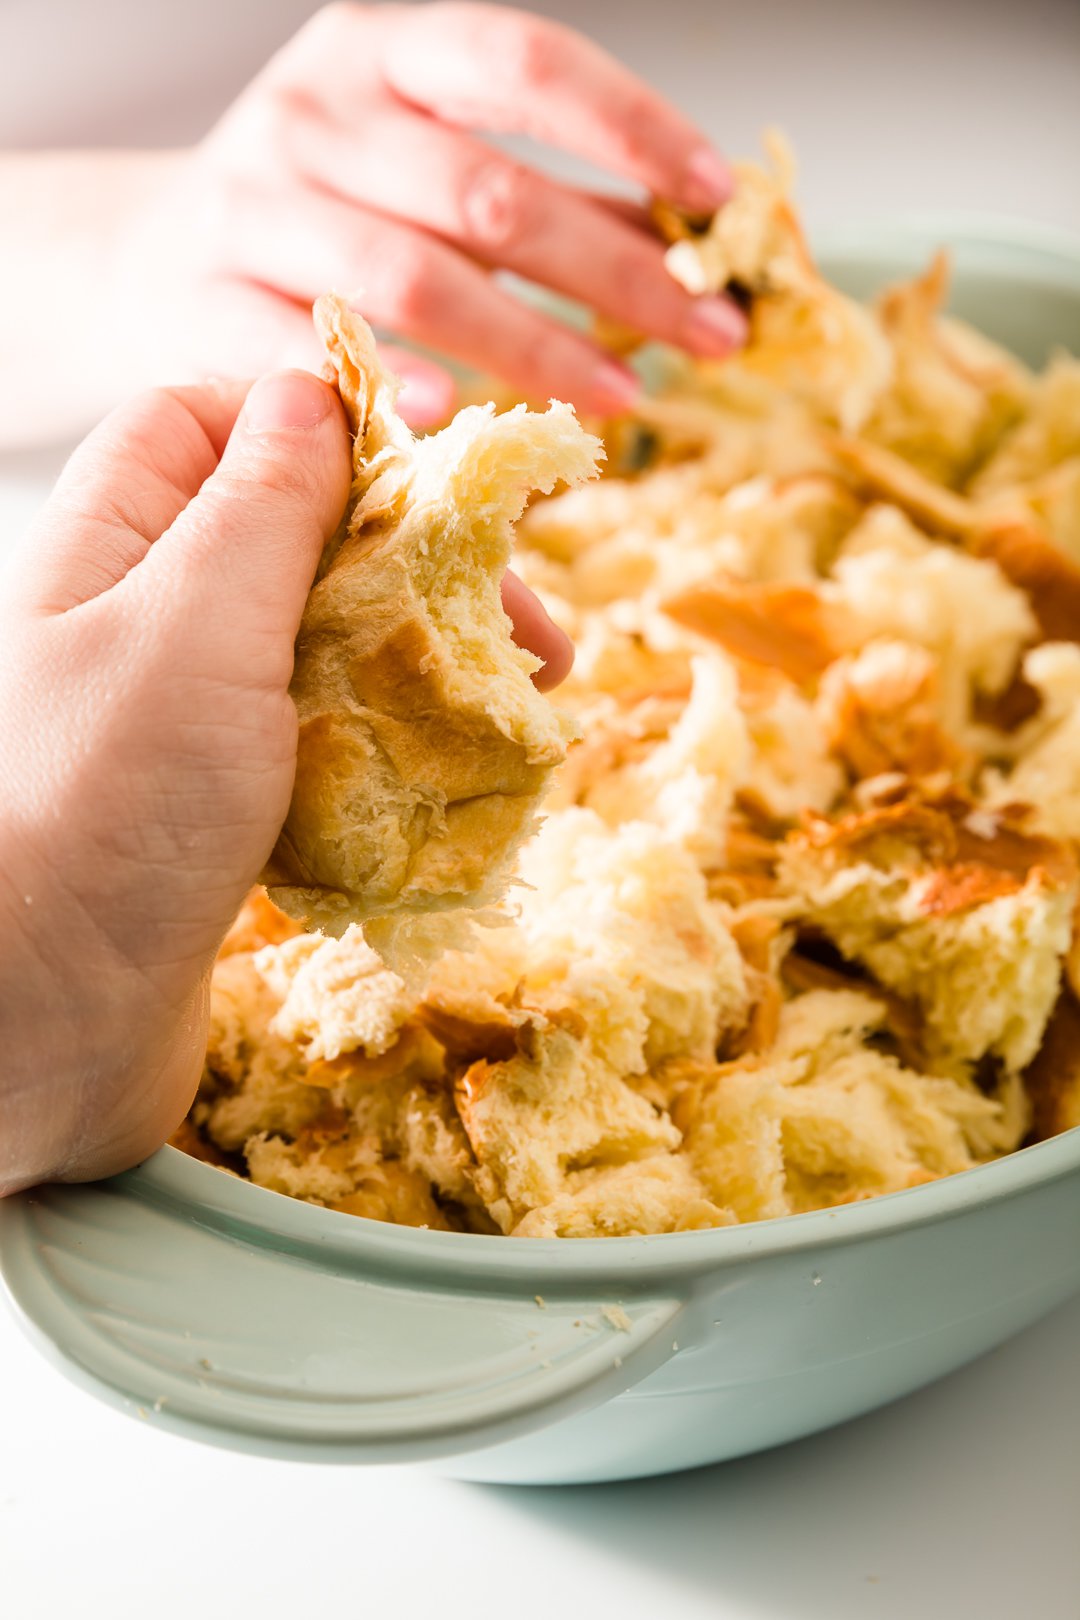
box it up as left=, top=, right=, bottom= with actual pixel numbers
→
left=831, top=435, right=977, bottom=537
left=662, top=580, right=846, bottom=686
left=791, top=792, right=1078, bottom=905
left=817, top=643, right=966, bottom=782
left=1024, top=991, right=1080, bottom=1139
left=219, top=888, right=305, bottom=957
left=971, top=520, right=1080, bottom=646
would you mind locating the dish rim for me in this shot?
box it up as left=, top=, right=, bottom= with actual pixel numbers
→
left=143, top=1122, right=1080, bottom=1285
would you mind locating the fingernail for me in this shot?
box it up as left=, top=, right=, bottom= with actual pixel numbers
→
left=243, top=370, right=333, bottom=433
left=683, top=147, right=735, bottom=212
left=396, top=373, right=455, bottom=430
left=590, top=358, right=642, bottom=414
left=533, top=622, right=575, bottom=692
left=683, top=295, right=749, bottom=356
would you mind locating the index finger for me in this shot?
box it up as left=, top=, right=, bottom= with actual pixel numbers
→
left=373, top=2, right=733, bottom=213
left=501, top=568, right=574, bottom=691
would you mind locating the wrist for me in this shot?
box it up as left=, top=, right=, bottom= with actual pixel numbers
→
left=0, top=818, right=205, bottom=1193
left=0, top=826, right=76, bottom=1190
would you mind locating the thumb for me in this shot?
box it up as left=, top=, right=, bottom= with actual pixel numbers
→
left=133, top=369, right=352, bottom=654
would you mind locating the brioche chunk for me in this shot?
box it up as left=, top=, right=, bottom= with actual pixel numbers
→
left=457, top=1025, right=682, bottom=1234
left=677, top=991, right=1023, bottom=1220
left=658, top=132, right=892, bottom=432
left=264, top=296, right=602, bottom=933
left=781, top=796, right=1077, bottom=1076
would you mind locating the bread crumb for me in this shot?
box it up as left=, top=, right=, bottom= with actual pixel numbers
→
left=601, top=1304, right=632, bottom=1333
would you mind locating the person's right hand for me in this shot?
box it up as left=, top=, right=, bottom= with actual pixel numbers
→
left=111, top=2, right=746, bottom=422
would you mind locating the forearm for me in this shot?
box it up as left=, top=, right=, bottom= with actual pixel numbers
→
left=0, top=150, right=186, bottom=449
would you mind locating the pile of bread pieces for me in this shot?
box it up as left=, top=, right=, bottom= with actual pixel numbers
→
left=173, top=136, right=1080, bottom=1237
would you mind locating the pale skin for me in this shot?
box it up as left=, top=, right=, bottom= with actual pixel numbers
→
left=0, top=2, right=742, bottom=1193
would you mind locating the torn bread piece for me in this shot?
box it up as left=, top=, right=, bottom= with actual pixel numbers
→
left=263, top=295, right=602, bottom=934
left=860, top=251, right=1030, bottom=485
left=1025, top=990, right=1080, bottom=1141
left=780, top=796, right=1077, bottom=1077
left=188, top=926, right=482, bottom=1228
left=658, top=132, right=893, bottom=432
left=571, top=654, right=748, bottom=867
left=510, top=810, right=751, bottom=1069
left=816, top=639, right=968, bottom=783
left=511, top=1156, right=735, bottom=1238
left=675, top=989, right=1025, bottom=1221
left=970, top=357, right=1080, bottom=558
left=983, top=643, right=1080, bottom=838
left=970, top=355, right=1080, bottom=497
left=422, top=808, right=752, bottom=1084
left=828, top=506, right=1037, bottom=732
left=243, top=1069, right=489, bottom=1231
left=662, top=502, right=1036, bottom=738
left=455, top=1024, right=682, bottom=1234
left=254, top=927, right=417, bottom=1064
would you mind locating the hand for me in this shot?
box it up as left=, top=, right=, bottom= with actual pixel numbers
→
left=109, top=2, right=745, bottom=418
left=0, top=368, right=571, bottom=1195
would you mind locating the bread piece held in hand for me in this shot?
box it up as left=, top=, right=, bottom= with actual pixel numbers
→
left=263, top=296, right=602, bottom=934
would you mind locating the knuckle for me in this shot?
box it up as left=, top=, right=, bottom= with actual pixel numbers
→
left=264, top=81, right=323, bottom=141
left=213, top=446, right=320, bottom=511
left=246, top=453, right=322, bottom=506
left=215, top=84, right=306, bottom=179
left=503, top=19, right=563, bottom=94
left=372, top=246, right=436, bottom=328
left=460, top=161, right=537, bottom=254
left=114, top=388, right=191, bottom=456
left=507, top=325, right=561, bottom=391
left=295, top=2, right=365, bottom=53
left=608, top=247, right=679, bottom=323
left=610, top=92, right=663, bottom=168
left=129, top=385, right=181, bottom=426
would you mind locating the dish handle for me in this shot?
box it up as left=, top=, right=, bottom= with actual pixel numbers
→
left=0, top=1168, right=686, bottom=1464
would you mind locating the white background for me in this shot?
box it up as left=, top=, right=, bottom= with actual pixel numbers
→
left=2, top=3, right=1080, bottom=1616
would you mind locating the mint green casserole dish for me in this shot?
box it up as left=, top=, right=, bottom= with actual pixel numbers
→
left=2, top=219, right=1079, bottom=1486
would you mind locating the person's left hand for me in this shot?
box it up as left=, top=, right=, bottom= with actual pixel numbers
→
left=0, top=367, right=571, bottom=1195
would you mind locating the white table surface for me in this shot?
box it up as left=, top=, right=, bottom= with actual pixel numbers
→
left=3, top=1282, right=1080, bottom=1619
left=2, top=2, right=1079, bottom=1612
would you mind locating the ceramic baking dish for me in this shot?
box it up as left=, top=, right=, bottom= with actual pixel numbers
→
left=2, top=218, right=1080, bottom=1486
